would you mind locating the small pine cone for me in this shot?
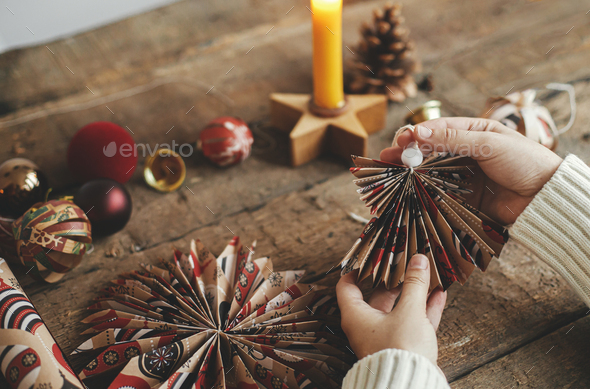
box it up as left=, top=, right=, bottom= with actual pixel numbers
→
left=378, top=53, right=396, bottom=62
left=378, top=21, right=391, bottom=35
left=399, top=75, right=418, bottom=98
left=367, top=36, right=381, bottom=47
left=349, top=78, right=367, bottom=93
left=383, top=68, right=405, bottom=77
left=348, top=2, right=421, bottom=102
left=373, top=9, right=383, bottom=21
left=385, top=84, right=406, bottom=102
left=389, top=41, right=406, bottom=51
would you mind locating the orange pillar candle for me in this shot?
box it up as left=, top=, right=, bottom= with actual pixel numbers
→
left=311, top=0, right=345, bottom=109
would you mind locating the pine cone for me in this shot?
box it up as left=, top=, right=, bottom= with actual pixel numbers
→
left=348, top=3, right=421, bottom=102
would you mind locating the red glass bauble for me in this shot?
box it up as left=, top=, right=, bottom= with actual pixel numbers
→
left=74, top=179, right=132, bottom=237
left=199, top=117, right=253, bottom=166
left=67, top=121, right=137, bottom=184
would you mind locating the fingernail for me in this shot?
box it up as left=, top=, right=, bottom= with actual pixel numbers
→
left=417, top=125, right=433, bottom=139
left=409, top=255, right=428, bottom=269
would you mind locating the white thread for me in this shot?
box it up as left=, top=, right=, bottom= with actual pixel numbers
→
left=545, top=82, right=576, bottom=135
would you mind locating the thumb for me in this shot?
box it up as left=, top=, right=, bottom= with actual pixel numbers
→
left=396, top=254, right=431, bottom=311
left=414, top=124, right=496, bottom=160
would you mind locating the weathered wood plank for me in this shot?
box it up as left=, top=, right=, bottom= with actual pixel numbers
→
left=452, top=314, right=590, bottom=388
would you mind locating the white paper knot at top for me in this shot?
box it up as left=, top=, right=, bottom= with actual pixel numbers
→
left=401, top=141, right=423, bottom=168
left=394, top=124, right=424, bottom=168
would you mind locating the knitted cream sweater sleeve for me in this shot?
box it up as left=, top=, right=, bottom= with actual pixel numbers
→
left=510, top=154, right=590, bottom=307
left=342, top=349, right=450, bottom=389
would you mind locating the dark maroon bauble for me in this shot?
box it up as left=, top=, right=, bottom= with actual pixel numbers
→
left=74, top=179, right=132, bottom=237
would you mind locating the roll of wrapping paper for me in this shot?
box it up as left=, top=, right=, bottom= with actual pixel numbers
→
left=0, top=257, right=84, bottom=388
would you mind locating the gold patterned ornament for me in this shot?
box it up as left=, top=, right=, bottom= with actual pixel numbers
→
left=73, top=236, right=352, bottom=388
left=12, top=199, right=92, bottom=283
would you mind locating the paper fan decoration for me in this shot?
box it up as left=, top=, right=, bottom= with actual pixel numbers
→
left=73, top=236, right=352, bottom=389
left=340, top=152, right=508, bottom=291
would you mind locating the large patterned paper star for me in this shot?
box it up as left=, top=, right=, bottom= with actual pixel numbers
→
left=270, top=93, right=387, bottom=166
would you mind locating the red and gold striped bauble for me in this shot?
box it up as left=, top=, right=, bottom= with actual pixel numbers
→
left=12, top=199, right=92, bottom=283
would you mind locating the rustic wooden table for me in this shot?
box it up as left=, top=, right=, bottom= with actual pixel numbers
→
left=1, top=0, right=589, bottom=387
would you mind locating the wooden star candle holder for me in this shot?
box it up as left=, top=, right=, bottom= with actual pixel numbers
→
left=270, top=93, right=387, bottom=167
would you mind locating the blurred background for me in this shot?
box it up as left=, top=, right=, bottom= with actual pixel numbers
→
left=0, top=0, right=179, bottom=53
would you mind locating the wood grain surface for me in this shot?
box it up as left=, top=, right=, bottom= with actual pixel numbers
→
left=1, top=0, right=589, bottom=387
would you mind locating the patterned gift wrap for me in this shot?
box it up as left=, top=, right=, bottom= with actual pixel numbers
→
left=12, top=200, right=92, bottom=283
left=0, top=258, right=84, bottom=388
left=340, top=155, right=508, bottom=291
left=73, top=236, right=352, bottom=389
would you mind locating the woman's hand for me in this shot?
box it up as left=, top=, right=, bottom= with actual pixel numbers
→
left=336, top=254, right=447, bottom=366
left=380, top=117, right=563, bottom=224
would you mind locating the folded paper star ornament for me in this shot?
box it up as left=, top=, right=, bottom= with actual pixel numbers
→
left=74, top=236, right=352, bottom=389
left=340, top=148, right=509, bottom=291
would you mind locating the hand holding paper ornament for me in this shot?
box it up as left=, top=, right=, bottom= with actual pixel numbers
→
left=13, top=199, right=92, bottom=283
left=198, top=117, right=254, bottom=166
left=389, top=117, right=565, bottom=225
left=339, top=125, right=509, bottom=291
left=73, top=236, right=351, bottom=388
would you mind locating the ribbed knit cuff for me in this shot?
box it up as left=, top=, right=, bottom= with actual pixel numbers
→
left=342, top=349, right=449, bottom=389
left=510, top=154, right=590, bottom=307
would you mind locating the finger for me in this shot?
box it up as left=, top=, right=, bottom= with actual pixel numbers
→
left=393, top=130, right=415, bottom=148
left=379, top=147, right=403, bottom=164
left=426, top=287, right=447, bottom=331
left=396, top=254, right=431, bottom=312
left=368, top=284, right=402, bottom=313
left=336, top=271, right=368, bottom=318
left=413, top=123, right=501, bottom=161
left=419, top=117, right=513, bottom=135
